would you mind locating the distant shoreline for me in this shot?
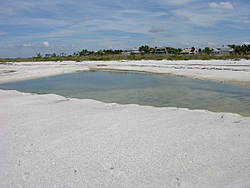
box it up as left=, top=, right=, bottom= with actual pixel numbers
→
left=0, top=54, right=250, bottom=63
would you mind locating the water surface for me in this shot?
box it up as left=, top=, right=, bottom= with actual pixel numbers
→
left=1, top=71, right=250, bottom=116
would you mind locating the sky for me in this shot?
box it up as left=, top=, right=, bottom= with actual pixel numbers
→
left=0, top=0, right=250, bottom=58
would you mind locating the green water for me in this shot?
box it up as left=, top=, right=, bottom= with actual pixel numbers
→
left=1, top=71, right=250, bottom=116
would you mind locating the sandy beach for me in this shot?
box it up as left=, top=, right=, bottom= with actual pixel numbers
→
left=1, top=59, right=250, bottom=85
left=1, top=60, right=250, bottom=187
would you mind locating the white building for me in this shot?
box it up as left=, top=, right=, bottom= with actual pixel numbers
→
left=213, top=46, right=234, bottom=55
left=180, top=47, right=198, bottom=54
left=154, top=47, right=168, bottom=54
left=122, top=48, right=140, bottom=55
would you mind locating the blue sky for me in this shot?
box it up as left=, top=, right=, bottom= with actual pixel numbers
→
left=0, top=0, right=250, bottom=58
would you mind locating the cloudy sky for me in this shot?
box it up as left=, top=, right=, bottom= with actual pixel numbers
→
left=0, top=0, right=250, bottom=58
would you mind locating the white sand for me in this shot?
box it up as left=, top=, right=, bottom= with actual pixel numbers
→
left=1, top=60, right=250, bottom=187
left=0, top=59, right=250, bottom=85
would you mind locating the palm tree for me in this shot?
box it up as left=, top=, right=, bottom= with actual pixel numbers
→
left=139, top=45, right=151, bottom=54
left=36, top=53, right=42, bottom=58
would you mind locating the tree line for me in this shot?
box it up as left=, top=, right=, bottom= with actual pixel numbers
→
left=36, top=44, right=250, bottom=58
left=200, top=44, right=250, bottom=55
left=228, top=44, right=250, bottom=55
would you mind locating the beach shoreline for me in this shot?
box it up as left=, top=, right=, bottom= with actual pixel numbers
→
left=1, top=60, right=250, bottom=187
left=1, top=59, right=250, bottom=86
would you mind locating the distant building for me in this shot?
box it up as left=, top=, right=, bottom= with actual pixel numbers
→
left=122, top=48, right=140, bottom=55
left=180, top=47, right=198, bottom=54
left=154, top=47, right=168, bottom=54
left=213, top=46, right=234, bottom=55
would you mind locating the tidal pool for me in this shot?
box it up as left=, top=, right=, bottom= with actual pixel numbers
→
left=1, top=70, right=250, bottom=116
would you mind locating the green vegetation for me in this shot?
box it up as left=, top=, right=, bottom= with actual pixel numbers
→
left=0, top=44, right=249, bottom=63
left=228, top=44, right=250, bottom=55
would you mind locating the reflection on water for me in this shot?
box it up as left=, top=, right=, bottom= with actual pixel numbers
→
left=1, top=71, right=250, bottom=116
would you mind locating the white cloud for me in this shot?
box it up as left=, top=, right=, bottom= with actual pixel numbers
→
left=149, top=26, right=169, bottom=33
left=22, top=44, right=32, bottom=47
left=243, top=42, right=250, bottom=45
left=80, top=16, right=94, bottom=21
left=208, top=42, right=217, bottom=46
left=0, top=32, right=7, bottom=35
left=180, top=42, right=190, bottom=46
left=43, top=41, right=50, bottom=47
left=173, top=9, right=218, bottom=27
left=148, top=0, right=198, bottom=6
left=173, top=15, right=190, bottom=22
left=241, top=16, right=250, bottom=24
left=208, top=2, right=234, bottom=10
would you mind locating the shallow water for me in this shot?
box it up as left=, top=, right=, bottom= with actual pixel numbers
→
left=1, top=71, right=250, bottom=116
